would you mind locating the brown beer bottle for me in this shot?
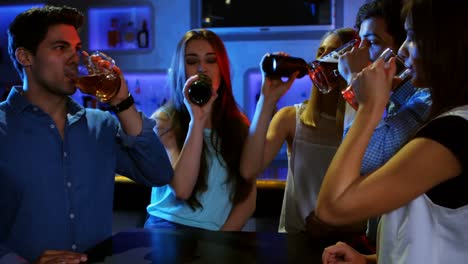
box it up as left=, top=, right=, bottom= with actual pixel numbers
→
left=261, top=54, right=310, bottom=78
left=188, top=74, right=212, bottom=106
left=260, top=37, right=359, bottom=95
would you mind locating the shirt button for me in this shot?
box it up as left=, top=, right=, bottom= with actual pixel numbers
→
left=67, top=182, right=72, bottom=188
left=72, top=244, right=77, bottom=250
left=64, top=152, right=68, bottom=158
left=70, top=213, right=75, bottom=219
left=50, top=124, right=55, bottom=129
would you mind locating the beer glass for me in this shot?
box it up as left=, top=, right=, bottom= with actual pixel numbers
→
left=70, top=51, right=121, bottom=102
left=308, top=38, right=360, bottom=94
left=341, top=48, right=412, bottom=110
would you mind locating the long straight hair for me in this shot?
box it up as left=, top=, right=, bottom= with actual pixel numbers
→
left=300, top=27, right=357, bottom=134
left=403, top=0, right=468, bottom=118
left=166, top=29, right=250, bottom=209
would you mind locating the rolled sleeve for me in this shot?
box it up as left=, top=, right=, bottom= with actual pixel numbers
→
left=115, top=112, right=173, bottom=186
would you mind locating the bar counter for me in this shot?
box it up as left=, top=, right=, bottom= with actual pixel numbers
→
left=85, top=228, right=325, bottom=263
left=115, top=175, right=286, bottom=189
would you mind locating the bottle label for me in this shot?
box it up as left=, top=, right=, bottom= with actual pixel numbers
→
left=138, top=29, right=148, bottom=48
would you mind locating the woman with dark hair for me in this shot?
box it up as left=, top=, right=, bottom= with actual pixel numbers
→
left=145, top=29, right=256, bottom=231
left=318, top=0, right=468, bottom=263
left=240, top=28, right=356, bottom=233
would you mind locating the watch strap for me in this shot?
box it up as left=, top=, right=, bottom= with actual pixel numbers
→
left=110, top=94, right=134, bottom=113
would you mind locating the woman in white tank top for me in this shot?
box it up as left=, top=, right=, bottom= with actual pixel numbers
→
left=318, top=1, right=468, bottom=263
left=239, top=28, right=356, bottom=233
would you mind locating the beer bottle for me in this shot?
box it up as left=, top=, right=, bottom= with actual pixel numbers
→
left=188, top=74, right=212, bottom=106
left=260, top=38, right=360, bottom=95
left=261, top=54, right=310, bottom=78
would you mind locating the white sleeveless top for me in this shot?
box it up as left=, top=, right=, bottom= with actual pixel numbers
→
left=278, top=103, right=341, bottom=232
left=377, top=105, right=468, bottom=263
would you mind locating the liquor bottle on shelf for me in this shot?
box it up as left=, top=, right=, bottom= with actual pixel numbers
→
left=137, top=20, right=149, bottom=48
left=107, top=18, right=121, bottom=48
left=122, top=21, right=137, bottom=48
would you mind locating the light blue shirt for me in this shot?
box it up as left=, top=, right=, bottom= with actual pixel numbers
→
left=146, top=129, right=233, bottom=230
left=0, top=87, right=173, bottom=263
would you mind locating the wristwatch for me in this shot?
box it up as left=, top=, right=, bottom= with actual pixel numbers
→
left=109, top=94, right=135, bottom=113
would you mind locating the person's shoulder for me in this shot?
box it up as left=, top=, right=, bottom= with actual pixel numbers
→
left=0, top=101, right=9, bottom=121
left=0, top=100, right=9, bottom=110
left=275, top=105, right=297, bottom=121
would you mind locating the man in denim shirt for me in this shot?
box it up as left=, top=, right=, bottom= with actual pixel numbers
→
left=338, top=0, right=431, bottom=246
left=0, top=5, right=173, bottom=263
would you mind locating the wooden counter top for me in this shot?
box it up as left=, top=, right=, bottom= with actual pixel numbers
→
left=115, top=175, right=285, bottom=189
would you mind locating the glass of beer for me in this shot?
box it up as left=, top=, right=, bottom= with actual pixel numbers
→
left=308, top=37, right=360, bottom=94
left=341, top=48, right=412, bottom=110
left=70, top=51, right=121, bottom=102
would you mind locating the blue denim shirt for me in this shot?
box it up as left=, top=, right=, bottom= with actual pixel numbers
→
left=0, top=87, right=173, bottom=262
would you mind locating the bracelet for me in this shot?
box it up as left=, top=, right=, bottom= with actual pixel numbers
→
left=109, top=94, right=135, bottom=113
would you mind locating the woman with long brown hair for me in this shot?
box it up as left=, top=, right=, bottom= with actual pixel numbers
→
left=319, top=0, right=468, bottom=262
left=145, top=29, right=255, bottom=231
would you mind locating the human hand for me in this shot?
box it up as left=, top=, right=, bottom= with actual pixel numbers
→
left=182, top=74, right=218, bottom=125
left=34, top=250, right=87, bottom=264
left=260, top=52, right=299, bottom=104
left=351, top=57, right=396, bottom=112
left=338, top=40, right=371, bottom=84
left=322, top=242, right=367, bottom=264
left=88, top=52, right=129, bottom=105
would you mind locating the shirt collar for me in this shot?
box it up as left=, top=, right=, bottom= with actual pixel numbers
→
left=6, top=86, right=29, bottom=114
left=389, top=81, right=418, bottom=108
left=6, top=85, right=86, bottom=120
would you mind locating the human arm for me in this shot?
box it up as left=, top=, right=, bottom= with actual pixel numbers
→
left=343, top=104, right=357, bottom=134
left=240, top=53, right=299, bottom=180
left=315, top=59, right=462, bottom=225
left=115, top=112, right=173, bottom=187
left=0, top=247, right=87, bottom=264
left=168, top=75, right=218, bottom=200
left=33, top=251, right=87, bottom=264
left=322, top=242, right=376, bottom=264
left=92, top=53, right=143, bottom=136
left=221, top=180, right=257, bottom=231
left=151, top=109, right=180, bottom=166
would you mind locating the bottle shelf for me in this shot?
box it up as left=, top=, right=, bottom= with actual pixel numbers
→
left=88, top=6, right=152, bottom=51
